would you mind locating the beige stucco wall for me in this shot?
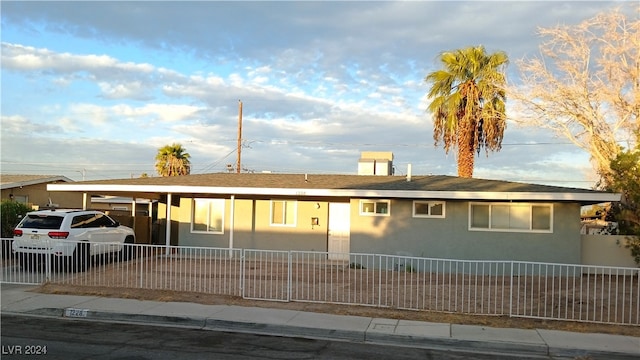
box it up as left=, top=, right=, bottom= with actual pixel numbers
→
left=581, top=235, right=638, bottom=268
left=167, top=195, right=587, bottom=265
left=1, top=183, right=83, bottom=209
left=177, top=197, right=330, bottom=251
left=349, top=200, right=583, bottom=264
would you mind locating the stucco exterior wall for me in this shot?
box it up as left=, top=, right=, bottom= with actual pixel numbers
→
left=349, top=200, right=583, bottom=264
left=178, top=197, right=330, bottom=251
left=581, top=235, right=638, bottom=268
left=1, top=183, right=82, bottom=209
left=172, top=195, right=585, bottom=264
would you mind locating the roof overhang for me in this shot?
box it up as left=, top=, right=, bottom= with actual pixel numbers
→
left=47, top=183, right=621, bottom=204
left=1, top=176, right=73, bottom=190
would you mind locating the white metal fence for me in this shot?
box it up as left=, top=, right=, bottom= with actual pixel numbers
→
left=1, top=239, right=638, bottom=326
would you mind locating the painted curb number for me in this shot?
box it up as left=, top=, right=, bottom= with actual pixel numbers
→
left=65, top=308, right=89, bottom=318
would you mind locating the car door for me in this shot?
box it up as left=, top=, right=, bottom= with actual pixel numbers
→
left=92, top=213, right=124, bottom=253
left=71, top=213, right=114, bottom=255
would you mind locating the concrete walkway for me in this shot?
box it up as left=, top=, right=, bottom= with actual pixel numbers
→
left=1, top=284, right=638, bottom=359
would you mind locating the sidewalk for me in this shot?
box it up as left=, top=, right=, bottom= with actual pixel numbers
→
left=1, top=284, right=638, bottom=359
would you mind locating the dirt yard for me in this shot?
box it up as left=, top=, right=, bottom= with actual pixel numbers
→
left=35, top=283, right=640, bottom=337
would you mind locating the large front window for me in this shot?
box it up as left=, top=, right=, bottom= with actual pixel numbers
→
left=271, top=200, right=297, bottom=226
left=469, top=203, right=552, bottom=232
left=192, top=198, right=224, bottom=234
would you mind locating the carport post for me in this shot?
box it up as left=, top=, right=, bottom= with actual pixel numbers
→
left=165, top=193, right=172, bottom=256
left=229, top=195, right=235, bottom=258
left=82, top=193, right=88, bottom=210
left=148, top=201, right=153, bottom=245
left=131, top=198, right=136, bottom=232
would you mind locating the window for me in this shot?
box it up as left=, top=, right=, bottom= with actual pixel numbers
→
left=192, top=198, right=225, bottom=234
left=469, top=203, right=553, bottom=232
left=270, top=200, right=297, bottom=226
left=13, top=195, right=28, bottom=204
left=413, top=201, right=445, bottom=218
left=359, top=200, right=390, bottom=216
left=71, top=213, right=115, bottom=228
left=19, top=214, right=64, bottom=230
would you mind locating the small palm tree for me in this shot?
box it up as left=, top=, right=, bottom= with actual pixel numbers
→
left=425, top=45, right=508, bottom=178
left=155, top=143, right=191, bottom=177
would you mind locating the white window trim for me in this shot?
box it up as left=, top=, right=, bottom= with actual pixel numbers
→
left=269, top=200, right=297, bottom=227
left=359, top=199, right=391, bottom=216
left=412, top=200, right=446, bottom=218
left=468, top=202, right=553, bottom=233
left=191, top=198, right=225, bottom=234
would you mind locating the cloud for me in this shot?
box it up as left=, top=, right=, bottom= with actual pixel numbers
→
left=2, top=1, right=629, bottom=187
left=1, top=43, right=154, bottom=74
left=0, top=115, right=64, bottom=135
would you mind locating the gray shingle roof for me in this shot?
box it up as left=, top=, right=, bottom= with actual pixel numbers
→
left=75, top=173, right=601, bottom=194
left=0, top=174, right=72, bottom=189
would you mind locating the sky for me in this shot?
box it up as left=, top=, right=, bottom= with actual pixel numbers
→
left=0, top=1, right=635, bottom=188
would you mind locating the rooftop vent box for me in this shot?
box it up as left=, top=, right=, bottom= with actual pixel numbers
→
left=358, top=151, right=394, bottom=176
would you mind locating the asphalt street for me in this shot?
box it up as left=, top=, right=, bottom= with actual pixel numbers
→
left=1, top=314, right=537, bottom=360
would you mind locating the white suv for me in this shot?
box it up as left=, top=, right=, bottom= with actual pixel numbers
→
left=12, top=209, right=135, bottom=271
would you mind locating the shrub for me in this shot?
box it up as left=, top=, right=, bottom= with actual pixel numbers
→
left=1, top=200, right=31, bottom=238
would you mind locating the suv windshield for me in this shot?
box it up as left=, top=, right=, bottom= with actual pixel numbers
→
left=19, top=214, right=65, bottom=230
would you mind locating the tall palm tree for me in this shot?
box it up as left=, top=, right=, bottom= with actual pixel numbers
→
left=155, top=143, right=191, bottom=177
left=425, top=45, right=508, bottom=178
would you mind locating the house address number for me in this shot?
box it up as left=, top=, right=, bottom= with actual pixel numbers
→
left=65, top=308, right=89, bottom=318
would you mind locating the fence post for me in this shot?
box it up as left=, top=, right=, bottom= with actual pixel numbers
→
left=139, top=244, right=144, bottom=289
left=509, top=261, right=514, bottom=318
left=287, top=251, right=292, bottom=302
left=378, top=255, right=382, bottom=308
left=45, top=238, right=51, bottom=283
left=240, top=249, right=245, bottom=298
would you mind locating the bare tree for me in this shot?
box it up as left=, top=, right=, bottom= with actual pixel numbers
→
left=510, top=6, right=639, bottom=186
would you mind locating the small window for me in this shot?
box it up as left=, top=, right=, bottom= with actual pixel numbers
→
left=413, top=201, right=445, bottom=218
left=192, top=198, right=225, bottom=234
left=469, top=203, right=553, bottom=233
left=359, top=200, right=390, bottom=216
left=13, top=195, right=28, bottom=204
left=270, top=200, right=297, bottom=226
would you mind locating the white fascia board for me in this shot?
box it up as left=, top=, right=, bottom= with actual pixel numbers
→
left=47, top=184, right=621, bottom=203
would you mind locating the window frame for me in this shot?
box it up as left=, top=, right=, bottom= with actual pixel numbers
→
left=412, top=201, right=446, bottom=218
left=269, top=200, right=297, bottom=227
left=468, top=202, right=553, bottom=233
left=359, top=199, right=391, bottom=216
left=191, top=198, right=225, bottom=234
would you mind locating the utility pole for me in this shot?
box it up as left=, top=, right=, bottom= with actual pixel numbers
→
left=236, top=100, right=243, bottom=174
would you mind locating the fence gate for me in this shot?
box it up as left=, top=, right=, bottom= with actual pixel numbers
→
left=242, top=249, right=290, bottom=301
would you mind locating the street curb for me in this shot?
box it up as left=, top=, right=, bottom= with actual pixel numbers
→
left=20, top=308, right=207, bottom=329
left=12, top=308, right=552, bottom=358
left=547, top=347, right=640, bottom=360
left=203, top=318, right=366, bottom=343
left=6, top=307, right=640, bottom=360
left=364, top=332, right=553, bottom=358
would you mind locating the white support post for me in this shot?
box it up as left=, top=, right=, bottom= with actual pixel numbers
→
left=131, top=198, right=136, bottom=232
left=165, top=193, right=172, bottom=256
left=82, top=193, right=88, bottom=210
left=148, top=201, right=153, bottom=245
left=229, top=195, right=235, bottom=258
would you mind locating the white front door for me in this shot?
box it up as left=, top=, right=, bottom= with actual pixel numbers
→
left=328, top=202, right=350, bottom=261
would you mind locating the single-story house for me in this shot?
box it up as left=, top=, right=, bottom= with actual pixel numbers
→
left=46, top=166, right=620, bottom=264
left=0, top=174, right=82, bottom=209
